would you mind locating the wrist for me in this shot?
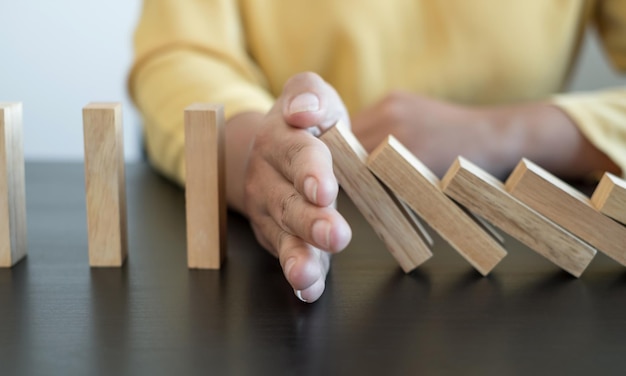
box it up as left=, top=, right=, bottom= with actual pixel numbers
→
left=465, top=105, right=526, bottom=179
left=471, top=102, right=614, bottom=179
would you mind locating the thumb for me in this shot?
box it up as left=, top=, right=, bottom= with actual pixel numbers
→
left=280, top=72, right=350, bottom=134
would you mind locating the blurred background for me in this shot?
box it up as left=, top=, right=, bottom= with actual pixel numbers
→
left=0, top=1, right=142, bottom=161
left=1, top=1, right=625, bottom=162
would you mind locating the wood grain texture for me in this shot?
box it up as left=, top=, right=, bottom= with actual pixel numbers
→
left=184, top=103, right=226, bottom=269
left=506, top=159, right=626, bottom=266
left=82, top=103, right=128, bottom=267
left=320, top=123, right=432, bottom=272
left=12, top=162, right=626, bottom=376
left=0, top=103, right=27, bottom=267
left=591, top=172, right=626, bottom=226
left=441, top=157, right=596, bottom=277
left=368, top=136, right=507, bottom=275
left=399, top=199, right=435, bottom=247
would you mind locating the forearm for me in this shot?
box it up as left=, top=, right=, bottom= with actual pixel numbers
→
left=481, top=102, right=621, bottom=179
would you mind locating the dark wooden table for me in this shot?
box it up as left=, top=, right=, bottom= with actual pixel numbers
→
left=2, top=162, right=626, bottom=375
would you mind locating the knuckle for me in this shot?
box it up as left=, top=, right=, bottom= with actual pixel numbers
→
left=283, top=141, right=307, bottom=169
left=279, top=192, right=299, bottom=230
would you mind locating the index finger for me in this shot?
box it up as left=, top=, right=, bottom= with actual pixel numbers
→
left=267, top=125, right=338, bottom=207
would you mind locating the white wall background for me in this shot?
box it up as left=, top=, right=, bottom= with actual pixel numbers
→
left=0, top=2, right=625, bottom=162
left=0, top=1, right=142, bottom=161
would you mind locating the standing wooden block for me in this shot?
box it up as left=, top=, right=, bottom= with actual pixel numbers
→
left=591, top=172, right=626, bottom=226
left=506, top=159, right=626, bottom=266
left=0, top=103, right=27, bottom=267
left=82, top=103, right=128, bottom=267
left=320, top=123, right=432, bottom=272
left=367, top=136, right=507, bottom=275
left=441, top=157, right=596, bottom=277
left=184, top=103, right=226, bottom=269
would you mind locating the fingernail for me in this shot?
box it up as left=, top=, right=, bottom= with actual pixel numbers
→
left=304, top=176, right=318, bottom=204
left=288, top=93, right=320, bottom=114
left=295, top=289, right=308, bottom=303
left=284, top=257, right=296, bottom=278
left=312, top=220, right=330, bottom=249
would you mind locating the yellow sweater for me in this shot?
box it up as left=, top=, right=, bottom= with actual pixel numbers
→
left=129, top=0, right=626, bottom=184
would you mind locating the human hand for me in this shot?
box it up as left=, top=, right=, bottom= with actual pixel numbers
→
left=352, top=92, right=511, bottom=178
left=352, top=91, right=620, bottom=179
left=243, top=72, right=352, bottom=303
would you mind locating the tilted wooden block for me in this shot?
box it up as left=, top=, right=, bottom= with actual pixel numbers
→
left=0, top=103, right=27, bottom=267
left=399, top=199, right=435, bottom=247
left=465, top=209, right=506, bottom=245
left=368, top=136, right=507, bottom=275
left=82, top=103, right=128, bottom=267
left=184, top=103, right=226, bottom=269
left=506, top=159, right=626, bottom=266
left=441, top=157, right=596, bottom=277
left=591, top=172, right=626, bottom=226
left=320, top=123, right=432, bottom=272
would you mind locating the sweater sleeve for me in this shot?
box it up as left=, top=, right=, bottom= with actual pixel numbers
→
left=551, top=0, right=626, bottom=177
left=128, top=0, right=274, bottom=184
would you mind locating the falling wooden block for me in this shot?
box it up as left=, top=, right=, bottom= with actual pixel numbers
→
left=320, top=123, right=432, bottom=272
left=465, top=209, right=506, bottom=245
left=591, top=172, right=626, bottom=226
left=399, top=199, right=435, bottom=247
left=441, top=157, right=596, bottom=277
left=184, top=103, right=226, bottom=269
left=368, top=136, right=507, bottom=275
left=82, top=103, right=128, bottom=267
left=0, top=103, right=27, bottom=267
left=506, top=159, right=626, bottom=266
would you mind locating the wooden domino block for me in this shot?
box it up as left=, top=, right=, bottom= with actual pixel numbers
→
left=82, top=103, right=128, bottom=267
left=368, top=136, right=507, bottom=275
left=320, top=123, right=432, bottom=272
left=398, top=199, right=435, bottom=247
left=184, top=103, right=226, bottom=269
left=0, top=103, right=27, bottom=267
left=591, top=172, right=626, bottom=226
left=441, top=157, right=596, bottom=277
left=506, top=159, right=626, bottom=266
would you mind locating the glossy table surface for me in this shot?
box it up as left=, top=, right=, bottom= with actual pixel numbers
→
left=2, top=162, right=626, bottom=375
